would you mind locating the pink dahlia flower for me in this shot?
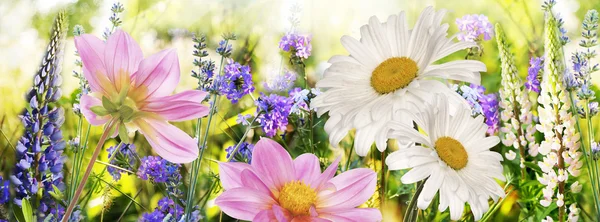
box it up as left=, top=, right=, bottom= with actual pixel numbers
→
left=74, top=30, right=209, bottom=163
left=216, top=138, right=382, bottom=221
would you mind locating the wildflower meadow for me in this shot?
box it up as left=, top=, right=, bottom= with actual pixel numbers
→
left=5, top=0, right=600, bottom=221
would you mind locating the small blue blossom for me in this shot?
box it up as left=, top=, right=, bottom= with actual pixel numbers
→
left=264, top=70, right=297, bottom=92
left=225, top=142, right=255, bottom=163
left=256, top=93, right=294, bottom=137
left=0, top=176, right=9, bottom=204
left=455, top=84, right=499, bottom=135
left=216, top=39, right=233, bottom=57
left=236, top=114, right=253, bottom=126
left=592, top=142, right=600, bottom=160
left=139, top=197, right=200, bottom=222
left=218, top=61, right=254, bottom=103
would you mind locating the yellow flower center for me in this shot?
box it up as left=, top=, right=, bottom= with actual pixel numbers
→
left=370, top=57, right=418, bottom=94
left=278, top=181, right=317, bottom=216
left=434, top=137, right=469, bottom=170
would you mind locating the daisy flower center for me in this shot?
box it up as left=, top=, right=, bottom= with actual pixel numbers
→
left=370, top=57, right=418, bottom=94
left=434, top=136, right=469, bottom=170
left=278, top=181, right=317, bottom=216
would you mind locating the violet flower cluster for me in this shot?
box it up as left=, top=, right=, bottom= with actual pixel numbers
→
left=289, top=87, right=321, bottom=116
left=137, top=156, right=181, bottom=184
left=140, top=197, right=201, bottom=222
left=279, top=33, right=312, bottom=59
left=526, top=57, right=544, bottom=93
left=456, top=14, right=494, bottom=42
left=0, top=176, right=8, bottom=205
left=255, top=93, right=294, bottom=137
left=454, top=84, right=500, bottom=135
left=107, top=143, right=137, bottom=181
left=218, top=61, right=254, bottom=103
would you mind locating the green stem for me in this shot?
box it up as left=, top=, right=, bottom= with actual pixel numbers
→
left=380, top=150, right=386, bottom=210
left=345, top=144, right=354, bottom=171
left=404, top=180, right=425, bottom=222
left=226, top=116, right=260, bottom=162
left=585, top=100, right=600, bottom=220
left=62, top=119, right=116, bottom=222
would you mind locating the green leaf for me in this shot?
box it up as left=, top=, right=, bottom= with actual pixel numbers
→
left=523, top=161, right=542, bottom=174
left=90, top=106, right=109, bottom=116
left=21, top=199, right=34, bottom=222
left=48, top=184, right=64, bottom=200
left=102, top=96, right=118, bottom=112
left=13, top=204, right=26, bottom=222
left=119, top=122, right=129, bottom=143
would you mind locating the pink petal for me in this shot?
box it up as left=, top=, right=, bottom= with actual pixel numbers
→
left=294, top=153, right=322, bottom=185
left=291, top=216, right=331, bottom=222
left=253, top=210, right=277, bottom=221
left=319, top=208, right=382, bottom=222
left=272, top=205, right=292, bottom=222
left=215, top=187, right=275, bottom=221
left=317, top=168, right=377, bottom=210
left=241, top=169, right=272, bottom=196
left=104, top=29, right=143, bottom=91
left=141, top=90, right=209, bottom=121
left=251, top=138, right=295, bottom=191
left=79, top=94, right=110, bottom=125
left=311, top=156, right=341, bottom=191
left=74, top=34, right=116, bottom=95
left=218, top=162, right=251, bottom=190
left=135, top=118, right=198, bottom=163
left=132, top=49, right=180, bottom=100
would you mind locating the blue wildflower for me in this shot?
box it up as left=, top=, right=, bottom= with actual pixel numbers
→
left=456, top=14, right=494, bottom=42
left=256, top=93, right=294, bottom=137
left=225, top=142, right=255, bottom=163
left=218, top=61, right=254, bottom=103
left=236, top=114, right=252, bottom=126
left=455, top=84, right=499, bottom=135
left=107, top=143, right=137, bottom=181
left=139, top=197, right=200, bottom=222
left=0, top=176, right=8, bottom=204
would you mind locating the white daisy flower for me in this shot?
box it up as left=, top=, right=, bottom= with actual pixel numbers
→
left=382, top=95, right=504, bottom=221
left=313, top=6, right=485, bottom=156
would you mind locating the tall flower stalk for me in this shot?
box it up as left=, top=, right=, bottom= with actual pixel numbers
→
left=536, top=7, right=582, bottom=221
left=185, top=34, right=236, bottom=220
left=496, top=24, right=538, bottom=180
left=11, top=12, right=68, bottom=220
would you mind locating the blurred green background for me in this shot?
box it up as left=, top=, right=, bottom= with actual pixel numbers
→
left=1, top=0, right=600, bottom=221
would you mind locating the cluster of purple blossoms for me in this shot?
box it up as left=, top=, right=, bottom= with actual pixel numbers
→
left=456, top=14, right=494, bottom=42
left=236, top=114, right=252, bottom=126
left=279, top=33, right=312, bottom=59
left=456, top=84, right=500, bottom=135
left=526, top=57, right=544, bottom=93
left=218, top=61, right=254, bottom=103
left=255, top=93, right=294, bottom=137
left=107, top=143, right=137, bottom=181
left=225, top=142, right=254, bottom=163
left=263, top=70, right=297, bottom=92
left=137, top=156, right=181, bottom=184
left=139, top=197, right=201, bottom=222
left=191, top=34, right=217, bottom=94
left=11, top=13, right=67, bottom=220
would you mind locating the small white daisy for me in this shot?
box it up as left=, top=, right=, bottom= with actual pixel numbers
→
left=383, top=95, right=505, bottom=221
left=313, top=6, right=485, bottom=156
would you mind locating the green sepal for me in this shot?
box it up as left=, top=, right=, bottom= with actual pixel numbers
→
left=90, top=106, right=110, bottom=116
left=102, top=96, right=118, bottom=112
left=119, top=122, right=129, bottom=143
left=119, top=106, right=135, bottom=122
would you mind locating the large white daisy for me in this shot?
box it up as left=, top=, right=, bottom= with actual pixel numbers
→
left=382, top=95, right=505, bottom=221
left=313, top=7, right=485, bottom=156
